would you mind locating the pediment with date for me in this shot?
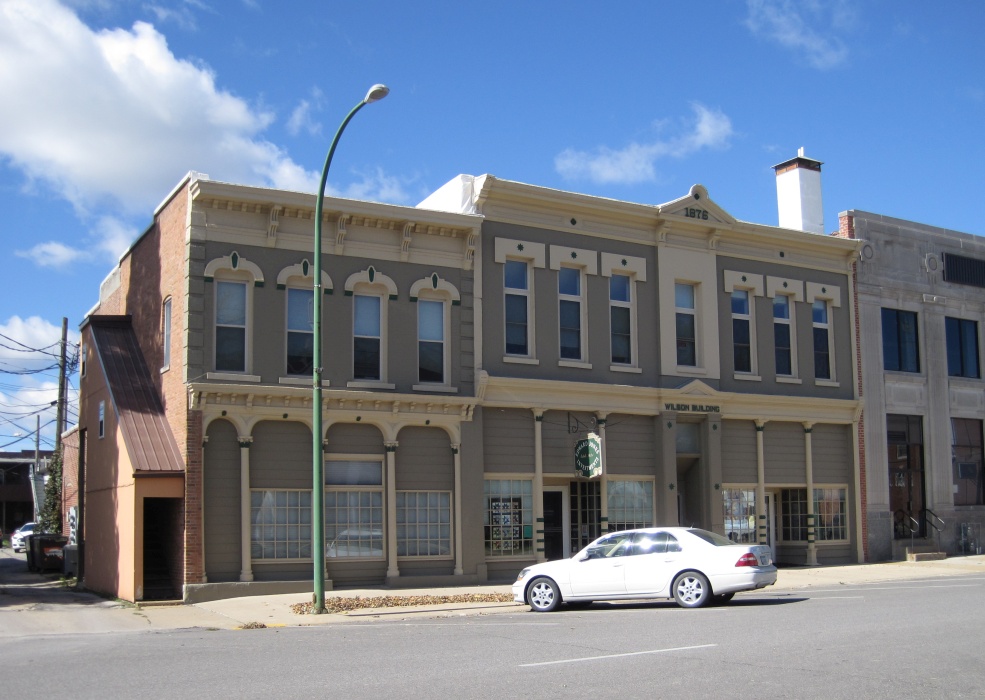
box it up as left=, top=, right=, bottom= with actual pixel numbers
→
left=660, top=184, right=736, bottom=226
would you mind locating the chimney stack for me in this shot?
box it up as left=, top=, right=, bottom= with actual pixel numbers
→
left=773, top=147, right=824, bottom=234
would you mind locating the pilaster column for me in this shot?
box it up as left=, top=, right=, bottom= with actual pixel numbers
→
left=385, top=441, right=399, bottom=579
left=238, top=436, right=253, bottom=582
left=597, top=413, right=608, bottom=533
left=452, top=444, right=463, bottom=575
left=804, top=423, right=818, bottom=566
left=755, top=420, right=767, bottom=546
left=533, top=410, right=545, bottom=562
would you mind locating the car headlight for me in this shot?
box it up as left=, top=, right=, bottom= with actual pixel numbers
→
left=515, top=568, right=531, bottom=582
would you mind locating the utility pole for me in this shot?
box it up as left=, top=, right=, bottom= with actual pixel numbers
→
left=55, top=317, right=67, bottom=453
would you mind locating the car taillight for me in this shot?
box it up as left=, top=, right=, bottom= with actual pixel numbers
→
left=735, top=553, right=759, bottom=567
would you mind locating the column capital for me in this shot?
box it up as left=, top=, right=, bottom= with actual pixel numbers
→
left=450, top=443, right=460, bottom=455
left=755, top=419, right=767, bottom=431
left=802, top=422, right=814, bottom=433
left=384, top=441, right=399, bottom=453
left=237, top=436, right=253, bottom=448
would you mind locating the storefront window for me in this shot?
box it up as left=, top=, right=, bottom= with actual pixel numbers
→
left=250, top=489, right=312, bottom=560
left=325, top=460, right=384, bottom=559
left=952, top=418, right=985, bottom=506
left=483, top=479, right=533, bottom=556
left=396, top=491, right=452, bottom=557
left=722, top=488, right=756, bottom=543
left=607, top=480, right=654, bottom=530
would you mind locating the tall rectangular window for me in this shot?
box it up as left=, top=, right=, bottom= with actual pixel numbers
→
left=215, top=280, right=247, bottom=372
left=952, top=418, right=984, bottom=506
left=780, top=488, right=807, bottom=541
left=882, top=308, right=920, bottom=373
left=418, top=299, right=445, bottom=383
left=610, top=273, right=632, bottom=365
left=161, top=297, right=172, bottom=370
left=250, top=490, right=312, bottom=560
left=607, top=480, right=653, bottom=531
left=558, top=266, right=583, bottom=360
left=353, top=294, right=381, bottom=380
left=813, top=488, right=848, bottom=541
left=773, top=295, right=793, bottom=376
left=325, top=460, right=384, bottom=559
left=731, top=289, right=752, bottom=373
left=675, top=283, right=697, bottom=367
left=286, top=288, right=313, bottom=375
left=723, top=489, right=757, bottom=543
left=945, top=317, right=979, bottom=378
left=504, top=260, right=530, bottom=356
left=812, top=300, right=831, bottom=380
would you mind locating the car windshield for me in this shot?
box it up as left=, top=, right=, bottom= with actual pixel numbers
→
left=687, top=528, right=737, bottom=546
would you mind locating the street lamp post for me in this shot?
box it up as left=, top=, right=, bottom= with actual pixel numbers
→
left=311, top=84, right=389, bottom=614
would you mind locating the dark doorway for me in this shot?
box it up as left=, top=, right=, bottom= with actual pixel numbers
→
left=543, top=491, right=564, bottom=560
left=569, top=480, right=601, bottom=553
left=143, top=498, right=182, bottom=601
left=887, top=414, right=926, bottom=539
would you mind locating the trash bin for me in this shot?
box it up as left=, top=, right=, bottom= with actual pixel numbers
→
left=63, top=543, right=79, bottom=577
left=26, top=534, right=69, bottom=573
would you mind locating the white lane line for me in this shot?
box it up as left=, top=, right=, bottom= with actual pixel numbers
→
left=771, top=583, right=982, bottom=595
left=519, top=643, right=716, bottom=668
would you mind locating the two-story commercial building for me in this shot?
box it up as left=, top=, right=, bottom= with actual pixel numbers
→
left=77, top=163, right=863, bottom=603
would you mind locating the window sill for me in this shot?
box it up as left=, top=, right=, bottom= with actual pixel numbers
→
left=776, top=376, right=803, bottom=385
left=160, top=365, right=170, bottom=374
left=252, top=558, right=313, bottom=564
left=610, top=365, right=643, bottom=374
left=412, top=384, right=459, bottom=393
left=558, top=360, right=592, bottom=369
left=675, top=366, right=707, bottom=376
left=814, top=379, right=840, bottom=388
left=503, top=356, right=540, bottom=366
left=346, top=380, right=396, bottom=390
left=733, top=373, right=762, bottom=382
left=207, top=372, right=261, bottom=383
left=279, top=377, right=330, bottom=387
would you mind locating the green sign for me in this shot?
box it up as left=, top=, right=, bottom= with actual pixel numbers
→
left=575, top=433, right=602, bottom=478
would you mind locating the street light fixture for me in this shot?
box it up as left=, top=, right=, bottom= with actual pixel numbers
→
left=311, top=84, right=389, bottom=614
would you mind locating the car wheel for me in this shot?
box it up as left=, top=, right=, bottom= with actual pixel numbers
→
left=527, top=577, right=561, bottom=612
left=673, top=571, right=711, bottom=608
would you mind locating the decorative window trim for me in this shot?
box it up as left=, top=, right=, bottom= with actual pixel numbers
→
left=723, top=271, right=764, bottom=297
left=766, top=277, right=805, bottom=302
left=600, top=253, right=646, bottom=282
left=806, top=282, right=841, bottom=308
left=409, top=273, right=460, bottom=304
left=494, top=238, right=546, bottom=268
left=344, top=266, right=398, bottom=300
left=276, top=259, right=333, bottom=294
left=549, top=245, right=598, bottom=275
left=204, top=251, right=264, bottom=286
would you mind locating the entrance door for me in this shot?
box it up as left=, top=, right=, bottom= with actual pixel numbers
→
left=542, top=489, right=567, bottom=561
left=569, top=481, right=601, bottom=554
left=888, top=415, right=926, bottom=539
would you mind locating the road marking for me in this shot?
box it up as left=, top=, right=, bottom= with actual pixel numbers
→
left=772, top=583, right=982, bottom=595
left=519, top=643, right=716, bottom=668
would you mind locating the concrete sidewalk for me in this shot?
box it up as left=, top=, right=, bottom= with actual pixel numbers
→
left=140, top=554, right=985, bottom=631
left=3, top=548, right=985, bottom=636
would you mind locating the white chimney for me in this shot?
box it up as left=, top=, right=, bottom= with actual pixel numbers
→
left=773, top=147, right=824, bottom=234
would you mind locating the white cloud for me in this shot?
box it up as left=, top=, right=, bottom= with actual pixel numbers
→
left=0, top=316, right=79, bottom=364
left=14, top=216, right=138, bottom=267
left=286, top=88, right=324, bottom=137
left=0, top=0, right=318, bottom=217
left=744, top=0, right=851, bottom=70
left=555, top=104, right=734, bottom=185
left=339, top=168, right=414, bottom=205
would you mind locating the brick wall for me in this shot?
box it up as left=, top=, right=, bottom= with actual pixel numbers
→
left=61, top=429, right=81, bottom=538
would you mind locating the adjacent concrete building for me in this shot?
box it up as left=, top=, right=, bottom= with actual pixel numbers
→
left=841, top=210, right=985, bottom=560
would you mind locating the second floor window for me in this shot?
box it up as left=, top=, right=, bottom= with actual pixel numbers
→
left=731, top=290, right=752, bottom=373
left=946, top=317, right=979, bottom=379
left=558, top=266, right=583, bottom=361
left=610, top=273, right=632, bottom=365
left=813, top=300, right=832, bottom=380
left=773, top=295, right=793, bottom=376
left=286, top=288, right=314, bottom=375
left=882, top=308, right=919, bottom=373
left=353, top=294, right=382, bottom=380
left=215, top=280, right=247, bottom=372
left=162, top=297, right=172, bottom=370
left=418, top=299, right=445, bottom=383
left=504, top=260, right=530, bottom=356
left=675, top=283, right=697, bottom=367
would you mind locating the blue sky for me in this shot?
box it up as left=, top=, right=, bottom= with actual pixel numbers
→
left=1, top=0, right=983, bottom=451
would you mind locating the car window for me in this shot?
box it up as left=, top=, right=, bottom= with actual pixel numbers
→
left=687, top=528, right=735, bottom=546
left=631, top=532, right=682, bottom=555
left=586, top=532, right=635, bottom=559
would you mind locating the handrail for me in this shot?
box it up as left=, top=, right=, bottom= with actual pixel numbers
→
left=923, top=508, right=945, bottom=552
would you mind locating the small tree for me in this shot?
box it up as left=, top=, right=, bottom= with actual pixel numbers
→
left=38, top=449, right=62, bottom=534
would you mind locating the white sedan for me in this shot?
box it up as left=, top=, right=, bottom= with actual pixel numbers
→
left=512, top=527, right=777, bottom=611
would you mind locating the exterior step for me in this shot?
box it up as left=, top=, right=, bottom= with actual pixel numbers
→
left=906, top=548, right=946, bottom=562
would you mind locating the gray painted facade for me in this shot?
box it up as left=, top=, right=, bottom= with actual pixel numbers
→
left=848, top=210, right=985, bottom=561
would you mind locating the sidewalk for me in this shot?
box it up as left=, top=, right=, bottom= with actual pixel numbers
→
left=3, top=548, right=985, bottom=635
left=141, top=554, right=985, bottom=630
